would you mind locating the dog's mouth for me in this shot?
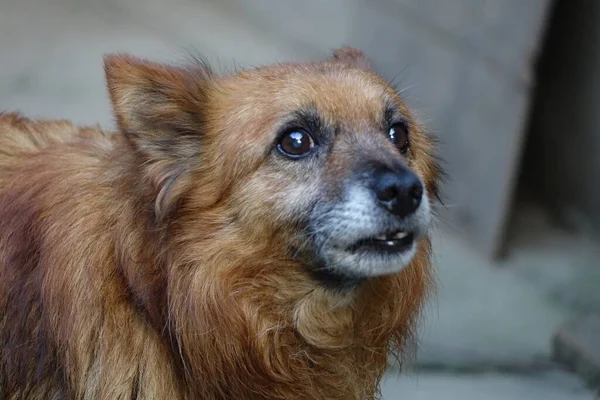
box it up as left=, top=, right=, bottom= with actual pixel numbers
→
left=348, top=230, right=415, bottom=254
left=310, top=226, right=421, bottom=287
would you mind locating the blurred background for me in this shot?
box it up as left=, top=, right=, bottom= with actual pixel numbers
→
left=1, top=0, right=599, bottom=398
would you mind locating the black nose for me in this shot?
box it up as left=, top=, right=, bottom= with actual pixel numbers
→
left=372, top=166, right=423, bottom=217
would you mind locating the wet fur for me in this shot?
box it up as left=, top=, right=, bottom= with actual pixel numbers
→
left=0, top=48, right=441, bottom=399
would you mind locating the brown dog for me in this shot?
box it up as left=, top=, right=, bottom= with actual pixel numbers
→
left=0, top=47, right=441, bottom=399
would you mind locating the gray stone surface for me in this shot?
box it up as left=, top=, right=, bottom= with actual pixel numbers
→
left=381, top=371, right=595, bottom=399
left=417, top=229, right=567, bottom=370
left=389, top=0, right=551, bottom=83
left=415, top=202, right=600, bottom=373
left=507, top=201, right=600, bottom=313
left=554, top=314, right=600, bottom=390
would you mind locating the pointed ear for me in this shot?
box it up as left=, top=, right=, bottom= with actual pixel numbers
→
left=104, top=54, right=213, bottom=217
left=330, top=47, right=372, bottom=70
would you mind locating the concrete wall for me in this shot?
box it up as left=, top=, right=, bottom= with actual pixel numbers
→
left=525, top=0, right=600, bottom=233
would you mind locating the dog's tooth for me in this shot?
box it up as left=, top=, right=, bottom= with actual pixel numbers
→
left=394, top=231, right=408, bottom=239
left=385, top=241, right=396, bottom=246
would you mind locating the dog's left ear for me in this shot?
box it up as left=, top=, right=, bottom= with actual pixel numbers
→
left=330, top=47, right=372, bottom=70
left=104, top=54, right=213, bottom=217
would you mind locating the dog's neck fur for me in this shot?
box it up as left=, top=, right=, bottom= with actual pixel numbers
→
left=113, top=159, right=432, bottom=398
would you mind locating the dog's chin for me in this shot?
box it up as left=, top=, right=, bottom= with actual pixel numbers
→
left=312, top=233, right=419, bottom=289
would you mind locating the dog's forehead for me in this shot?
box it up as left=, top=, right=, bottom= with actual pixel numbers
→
left=227, top=63, right=396, bottom=127
left=284, top=67, right=392, bottom=125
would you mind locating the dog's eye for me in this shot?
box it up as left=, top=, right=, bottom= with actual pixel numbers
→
left=389, top=123, right=409, bottom=153
left=277, top=130, right=315, bottom=158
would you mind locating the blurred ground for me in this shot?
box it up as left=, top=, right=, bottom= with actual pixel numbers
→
left=382, top=211, right=598, bottom=398
left=0, top=0, right=598, bottom=398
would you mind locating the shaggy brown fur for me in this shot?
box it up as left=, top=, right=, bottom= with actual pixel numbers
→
left=0, top=48, right=440, bottom=399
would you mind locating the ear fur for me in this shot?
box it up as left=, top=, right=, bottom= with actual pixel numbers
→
left=331, top=47, right=372, bottom=70
left=104, top=54, right=213, bottom=217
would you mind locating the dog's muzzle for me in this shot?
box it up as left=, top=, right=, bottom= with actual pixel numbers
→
left=309, top=161, right=431, bottom=282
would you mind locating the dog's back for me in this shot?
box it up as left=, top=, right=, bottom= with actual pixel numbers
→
left=0, top=113, right=84, bottom=168
left=0, top=114, right=95, bottom=397
left=0, top=113, right=119, bottom=191
left=0, top=114, right=182, bottom=399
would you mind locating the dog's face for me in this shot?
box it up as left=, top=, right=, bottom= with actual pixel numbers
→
left=105, top=48, right=439, bottom=287
left=217, top=66, right=435, bottom=284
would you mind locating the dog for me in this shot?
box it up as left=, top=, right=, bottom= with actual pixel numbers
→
left=0, top=47, right=441, bottom=399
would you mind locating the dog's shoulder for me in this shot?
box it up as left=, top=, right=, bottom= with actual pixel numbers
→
left=1, top=112, right=111, bottom=152
left=0, top=112, right=119, bottom=178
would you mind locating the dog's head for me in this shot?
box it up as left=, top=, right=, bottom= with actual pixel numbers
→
left=104, top=47, right=441, bottom=397
left=104, top=47, right=440, bottom=288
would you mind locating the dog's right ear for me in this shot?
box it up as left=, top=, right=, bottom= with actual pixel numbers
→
left=330, top=47, right=372, bottom=70
left=104, top=54, right=213, bottom=217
